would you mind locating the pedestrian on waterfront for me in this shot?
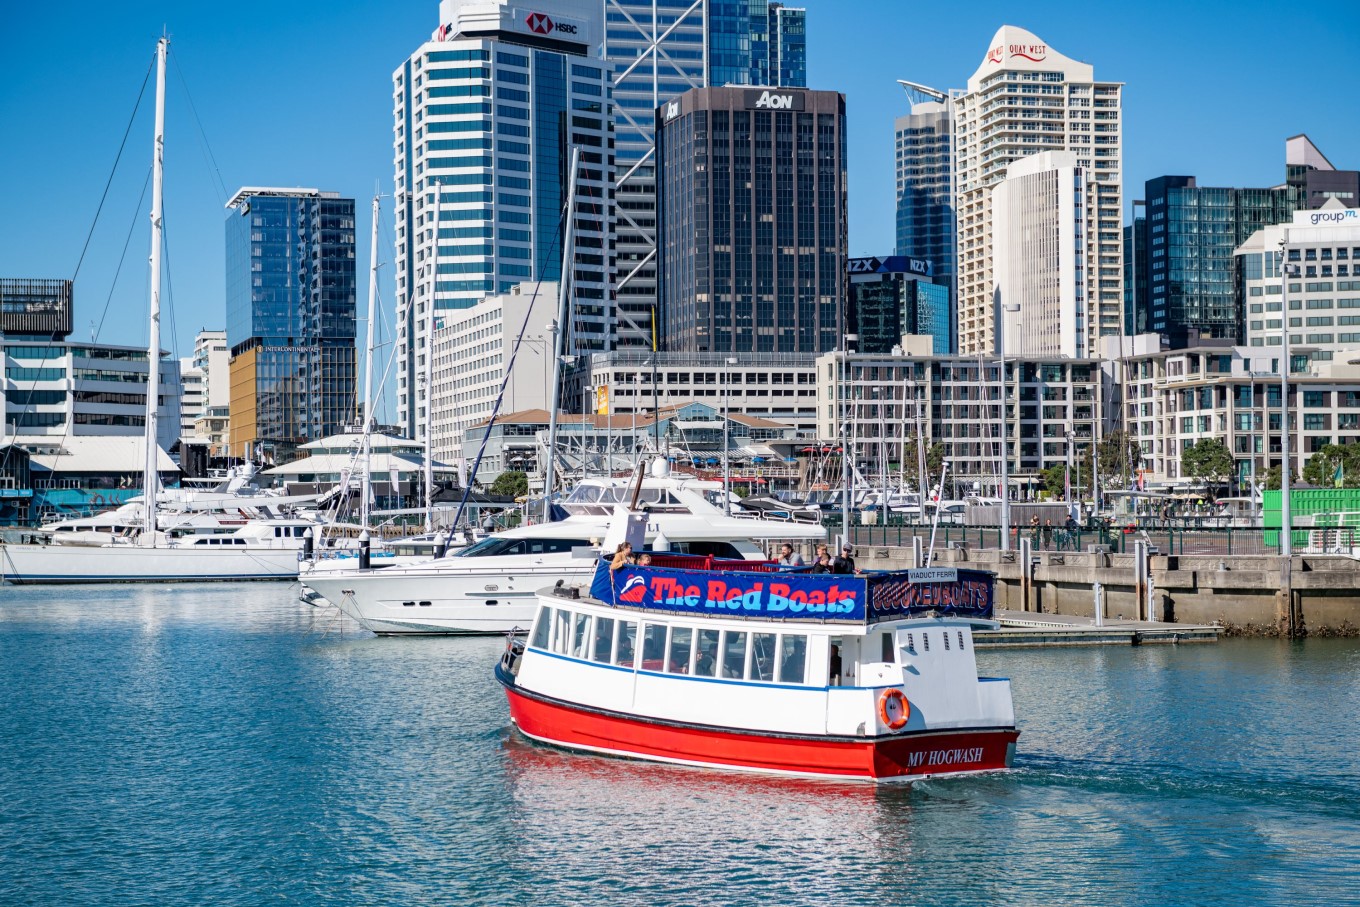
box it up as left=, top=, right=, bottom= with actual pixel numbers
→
left=1042, top=519, right=1054, bottom=550
left=610, top=541, right=633, bottom=571
left=777, top=543, right=805, bottom=567
left=1030, top=514, right=1041, bottom=547
left=832, top=544, right=857, bottom=574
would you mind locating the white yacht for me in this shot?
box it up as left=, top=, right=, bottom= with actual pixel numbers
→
left=303, top=461, right=827, bottom=635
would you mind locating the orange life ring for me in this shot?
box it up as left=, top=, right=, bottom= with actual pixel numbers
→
left=878, top=689, right=910, bottom=730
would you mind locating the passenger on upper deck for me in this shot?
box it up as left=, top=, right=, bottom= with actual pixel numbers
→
left=609, top=542, right=633, bottom=571
left=776, top=543, right=805, bottom=567
left=832, top=545, right=858, bottom=575
left=809, top=544, right=832, bottom=574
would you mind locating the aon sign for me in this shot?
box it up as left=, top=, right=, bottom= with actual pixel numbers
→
left=745, top=89, right=805, bottom=111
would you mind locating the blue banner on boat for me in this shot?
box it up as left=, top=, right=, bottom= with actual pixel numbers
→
left=589, top=560, right=995, bottom=623
left=590, top=560, right=866, bottom=621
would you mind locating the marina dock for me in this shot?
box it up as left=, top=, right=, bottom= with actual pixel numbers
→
left=977, top=609, right=1221, bottom=648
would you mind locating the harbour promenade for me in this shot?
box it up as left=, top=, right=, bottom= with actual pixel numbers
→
left=854, top=537, right=1359, bottom=638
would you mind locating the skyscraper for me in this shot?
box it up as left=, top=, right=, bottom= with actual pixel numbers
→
left=605, top=1, right=807, bottom=350
left=225, top=188, right=356, bottom=462
left=894, top=99, right=954, bottom=351
left=393, top=0, right=612, bottom=440
left=657, top=86, right=846, bottom=354
left=953, top=25, right=1123, bottom=357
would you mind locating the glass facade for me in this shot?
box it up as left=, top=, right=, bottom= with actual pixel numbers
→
left=225, top=191, right=357, bottom=461
left=894, top=102, right=953, bottom=348
left=847, top=268, right=951, bottom=356
left=1142, top=176, right=1299, bottom=345
left=658, top=88, right=846, bottom=354
left=605, top=0, right=807, bottom=350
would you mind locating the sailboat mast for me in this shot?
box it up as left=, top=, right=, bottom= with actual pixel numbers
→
left=143, top=36, right=168, bottom=541
left=361, top=193, right=380, bottom=530
left=543, top=146, right=580, bottom=517
left=424, top=180, right=440, bottom=533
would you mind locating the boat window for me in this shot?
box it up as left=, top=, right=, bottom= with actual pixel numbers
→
left=522, top=538, right=592, bottom=554
left=552, top=609, right=573, bottom=655
left=452, top=537, right=515, bottom=557
left=881, top=632, right=895, bottom=663
left=751, top=633, right=777, bottom=682
left=530, top=608, right=552, bottom=649
left=777, top=634, right=807, bottom=684
left=958, top=631, right=966, bottom=650
left=639, top=624, right=667, bottom=670
left=570, top=612, right=590, bottom=659
left=721, top=631, right=748, bottom=679
left=615, top=621, right=637, bottom=668
left=591, top=617, right=615, bottom=662
left=294, top=526, right=307, bottom=537
left=666, top=626, right=693, bottom=674
left=694, top=629, right=720, bottom=677
left=670, top=540, right=744, bottom=559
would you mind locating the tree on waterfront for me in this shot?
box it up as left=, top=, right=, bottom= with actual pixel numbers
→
left=1097, top=429, right=1141, bottom=485
left=490, top=470, right=528, bottom=498
left=1181, top=439, right=1233, bottom=498
left=1302, top=443, right=1360, bottom=488
left=902, top=438, right=946, bottom=492
left=1264, top=465, right=1299, bottom=491
left=1042, top=459, right=1092, bottom=499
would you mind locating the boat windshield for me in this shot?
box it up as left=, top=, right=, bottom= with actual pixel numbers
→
left=452, top=537, right=592, bottom=557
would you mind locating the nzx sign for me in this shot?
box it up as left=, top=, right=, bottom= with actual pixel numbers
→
left=745, top=89, right=805, bottom=111
left=847, top=256, right=933, bottom=278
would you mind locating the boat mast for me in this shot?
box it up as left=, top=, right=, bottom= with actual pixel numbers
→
left=424, top=181, right=440, bottom=533
left=142, top=36, right=168, bottom=543
left=542, top=146, right=580, bottom=519
left=361, top=193, right=380, bottom=530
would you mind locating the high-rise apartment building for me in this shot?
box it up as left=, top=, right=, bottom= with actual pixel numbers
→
left=993, top=151, right=1091, bottom=358
left=656, top=86, right=847, bottom=354
left=894, top=100, right=954, bottom=349
left=953, top=25, right=1122, bottom=356
left=225, top=187, right=357, bottom=463
left=605, top=1, right=807, bottom=350
left=393, top=0, right=613, bottom=441
left=0, top=278, right=73, bottom=337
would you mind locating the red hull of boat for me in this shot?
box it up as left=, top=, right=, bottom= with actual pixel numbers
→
left=504, top=685, right=1018, bottom=781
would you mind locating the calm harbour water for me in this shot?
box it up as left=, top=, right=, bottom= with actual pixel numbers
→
left=1, top=583, right=1357, bottom=907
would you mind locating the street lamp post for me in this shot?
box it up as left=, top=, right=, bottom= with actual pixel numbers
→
left=1280, top=235, right=1298, bottom=558
left=996, top=303, right=1019, bottom=550
left=841, top=335, right=858, bottom=549
left=723, top=356, right=737, bottom=516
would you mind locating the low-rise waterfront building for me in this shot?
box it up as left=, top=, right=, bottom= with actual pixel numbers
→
left=587, top=351, right=819, bottom=438
left=816, top=339, right=1101, bottom=498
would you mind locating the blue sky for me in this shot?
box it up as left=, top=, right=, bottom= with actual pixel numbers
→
left=3, top=0, right=1358, bottom=367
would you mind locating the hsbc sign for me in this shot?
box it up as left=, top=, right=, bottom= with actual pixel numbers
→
left=745, top=89, right=805, bottom=111
left=523, top=11, right=579, bottom=36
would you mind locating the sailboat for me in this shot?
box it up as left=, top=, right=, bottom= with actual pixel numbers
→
left=0, top=38, right=300, bottom=584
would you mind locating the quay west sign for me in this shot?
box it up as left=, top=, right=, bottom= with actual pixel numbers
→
left=745, top=89, right=805, bottom=111
left=985, top=42, right=1048, bottom=65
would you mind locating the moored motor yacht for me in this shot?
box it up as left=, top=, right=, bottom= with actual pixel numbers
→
left=496, top=556, right=1019, bottom=782
left=301, top=460, right=827, bottom=635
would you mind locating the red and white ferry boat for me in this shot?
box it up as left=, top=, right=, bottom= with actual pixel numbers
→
left=496, top=554, right=1019, bottom=782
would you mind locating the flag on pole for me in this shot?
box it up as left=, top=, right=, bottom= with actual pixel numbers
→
left=1335, top=462, right=1344, bottom=488
left=1064, top=463, right=1072, bottom=501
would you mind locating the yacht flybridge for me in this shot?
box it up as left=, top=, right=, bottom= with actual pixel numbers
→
left=302, top=459, right=827, bottom=635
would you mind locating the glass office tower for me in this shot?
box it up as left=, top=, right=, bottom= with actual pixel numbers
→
left=846, top=256, right=951, bottom=355
left=1141, top=176, right=1299, bottom=345
left=606, top=0, right=807, bottom=350
left=225, top=188, right=357, bottom=462
left=657, top=86, right=847, bottom=354
left=392, top=0, right=612, bottom=438
left=894, top=100, right=954, bottom=352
